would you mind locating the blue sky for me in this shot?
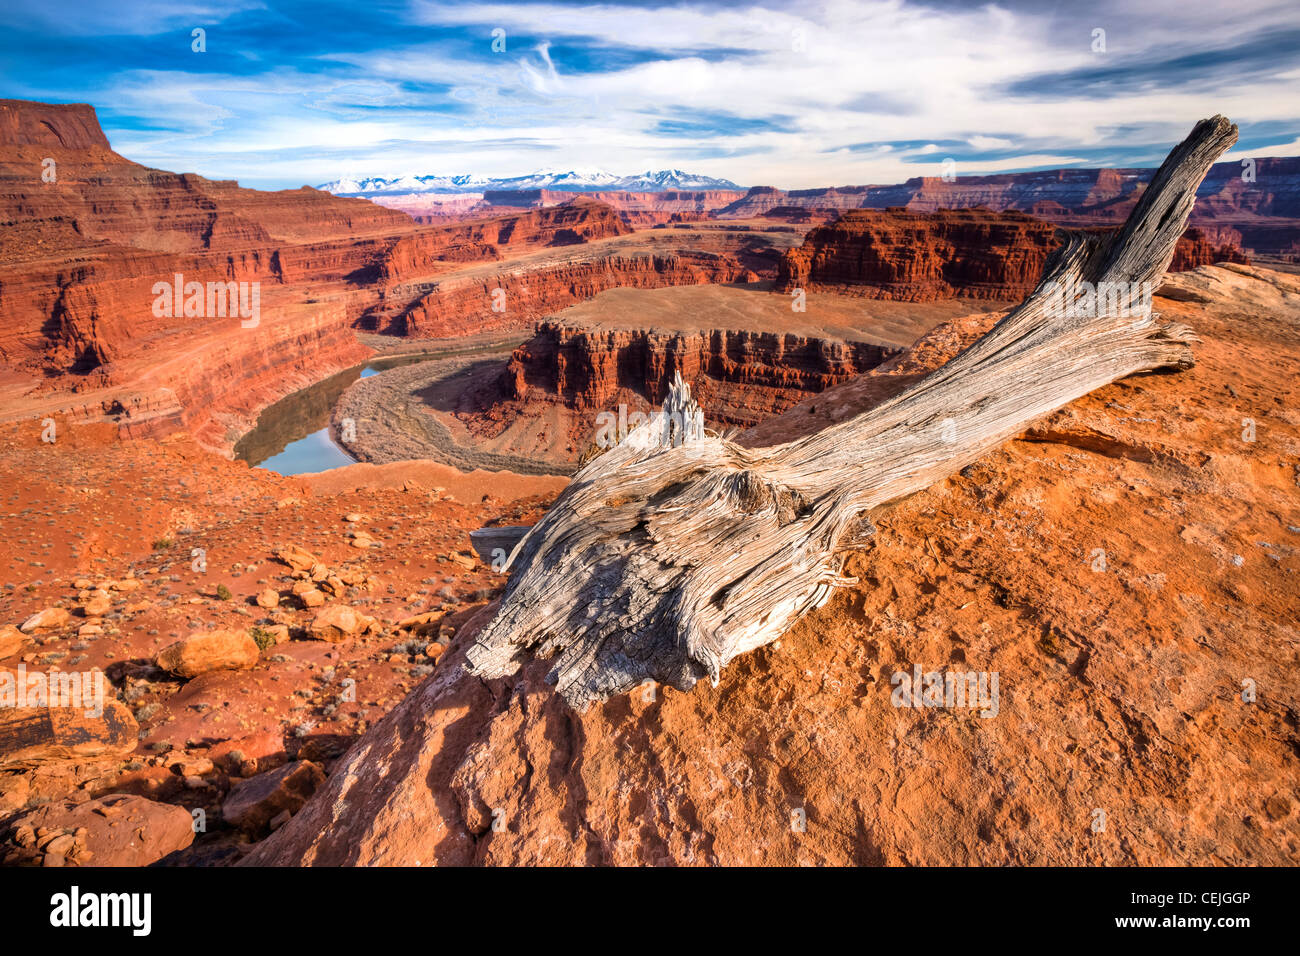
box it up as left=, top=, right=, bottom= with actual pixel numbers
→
left=3, top=0, right=1299, bottom=189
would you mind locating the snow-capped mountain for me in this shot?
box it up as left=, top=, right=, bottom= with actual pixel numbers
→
left=317, top=168, right=742, bottom=196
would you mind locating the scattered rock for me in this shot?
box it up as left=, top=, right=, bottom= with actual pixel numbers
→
left=275, top=544, right=319, bottom=572
left=256, top=588, right=280, bottom=609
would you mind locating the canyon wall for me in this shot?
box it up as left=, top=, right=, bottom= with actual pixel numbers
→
left=722, top=159, right=1300, bottom=256
left=372, top=198, right=630, bottom=280
left=1168, top=227, right=1252, bottom=272
left=776, top=208, right=1059, bottom=301
left=0, top=100, right=660, bottom=452
left=481, top=188, right=746, bottom=226
left=776, top=209, right=1251, bottom=300
left=373, top=189, right=747, bottom=227
left=504, top=320, right=898, bottom=426
left=386, top=251, right=762, bottom=338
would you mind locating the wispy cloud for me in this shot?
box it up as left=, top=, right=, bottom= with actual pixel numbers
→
left=2, top=0, right=1297, bottom=189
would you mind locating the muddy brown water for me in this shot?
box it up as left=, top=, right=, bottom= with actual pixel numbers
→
left=233, top=350, right=478, bottom=475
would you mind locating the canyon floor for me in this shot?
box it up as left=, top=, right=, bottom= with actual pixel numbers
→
left=2, top=263, right=1296, bottom=866
left=335, top=283, right=1010, bottom=473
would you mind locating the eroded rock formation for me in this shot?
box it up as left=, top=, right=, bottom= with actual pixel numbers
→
left=722, top=159, right=1300, bottom=257
left=387, top=251, right=762, bottom=338
left=0, top=100, right=762, bottom=453
left=776, top=208, right=1059, bottom=301
left=776, top=209, right=1251, bottom=300
left=505, top=321, right=896, bottom=425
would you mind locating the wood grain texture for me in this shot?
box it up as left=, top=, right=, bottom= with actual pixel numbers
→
left=465, top=116, right=1239, bottom=710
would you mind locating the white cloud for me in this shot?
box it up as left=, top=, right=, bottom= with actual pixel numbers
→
left=87, top=0, right=1300, bottom=189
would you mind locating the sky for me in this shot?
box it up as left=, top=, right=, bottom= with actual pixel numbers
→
left=2, top=0, right=1299, bottom=190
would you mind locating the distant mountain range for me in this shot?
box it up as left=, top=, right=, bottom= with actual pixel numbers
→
left=318, top=167, right=744, bottom=196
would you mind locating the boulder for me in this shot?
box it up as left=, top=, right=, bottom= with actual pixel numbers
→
left=156, top=629, right=260, bottom=678
left=2, top=794, right=194, bottom=866
left=19, top=607, right=70, bottom=632
left=222, top=760, right=325, bottom=835
left=0, top=701, right=138, bottom=769
left=0, top=625, right=30, bottom=658
left=275, top=544, right=318, bottom=572
left=309, top=605, right=372, bottom=642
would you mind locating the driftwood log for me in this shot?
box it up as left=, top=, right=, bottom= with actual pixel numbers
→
left=465, top=116, right=1239, bottom=709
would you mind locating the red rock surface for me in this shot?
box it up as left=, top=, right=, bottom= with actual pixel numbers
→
left=776, top=208, right=1060, bottom=301
left=721, top=160, right=1300, bottom=258
left=240, top=265, right=1300, bottom=866
left=0, top=415, right=563, bottom=862
left=2, top=793, right=195, bottom=866
left=380, top=248, right=767, bottom=338
left=776, top=209, right=1251, bottom=301
left=505, top=321, right=896, bottom=425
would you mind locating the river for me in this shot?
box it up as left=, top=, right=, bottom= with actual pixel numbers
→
left=233, top=353, right=440, bottom=475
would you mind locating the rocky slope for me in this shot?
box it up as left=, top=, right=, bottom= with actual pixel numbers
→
left=0, top=416, right=565, bottom=864
left=239, top=264, right=1300, bottom=866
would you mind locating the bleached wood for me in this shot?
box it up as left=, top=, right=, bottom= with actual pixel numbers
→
left=465, top=116, right=1238, bottom=709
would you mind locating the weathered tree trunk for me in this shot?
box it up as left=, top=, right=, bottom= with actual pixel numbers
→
left=465, top=116, right=1239, bottom=709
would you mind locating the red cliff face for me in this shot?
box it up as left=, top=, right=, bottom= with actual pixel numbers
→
left=776, top=209, right=1251, bottom=301
left=391, top=251, right=761, bottom=338
left=1169, top=227, right=1251, bottom=271
left=375, top=198, right=631, bottom=280
left=0, top=100, right=421, bottom=450
left=0, top=100, right=111, bottom=149
left=776, top=208, right=1060, bottom=301
left=724, top=160, right=1300, bottom=257
left=0, top=101, right=655, bottom=451
left=504, top=321, right=898, bottom=427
